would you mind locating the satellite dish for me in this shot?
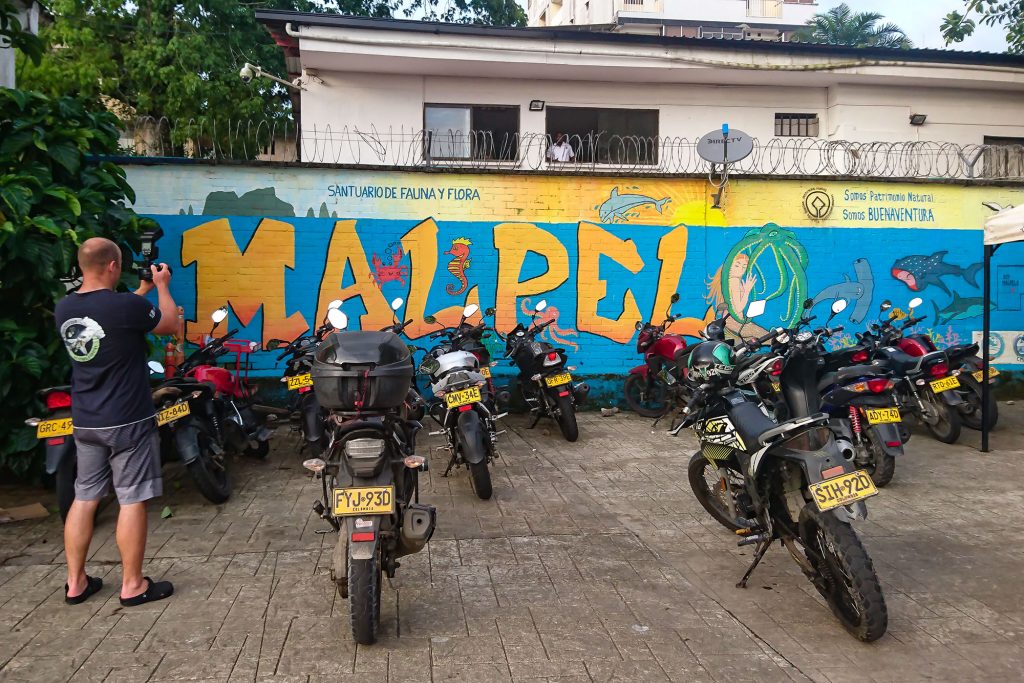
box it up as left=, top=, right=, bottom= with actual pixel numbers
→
left=696, top=126, right=754, bottom=164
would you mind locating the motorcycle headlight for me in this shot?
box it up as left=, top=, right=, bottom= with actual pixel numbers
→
left=343, top=437, right=386, bottom=477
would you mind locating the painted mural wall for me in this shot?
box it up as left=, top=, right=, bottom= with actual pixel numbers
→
left=125, top=164, right=1024, bottom=381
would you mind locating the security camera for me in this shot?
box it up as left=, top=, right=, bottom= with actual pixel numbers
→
left=238, top=62, right=305, bottom=91
left=239, top=63, right=256, bottom=84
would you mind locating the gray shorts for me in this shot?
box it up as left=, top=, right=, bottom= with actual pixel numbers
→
left=73, top=418, right=162, bottom=505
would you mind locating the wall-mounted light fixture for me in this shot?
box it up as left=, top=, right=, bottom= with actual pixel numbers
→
left=909, top=113, right=928, bottom=126
left=529, top=100, right=545, bottom=111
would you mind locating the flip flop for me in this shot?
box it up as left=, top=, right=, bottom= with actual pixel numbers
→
left=119, top=577, right=174, bottom=607
left=65, top=575, right=103, bottom=605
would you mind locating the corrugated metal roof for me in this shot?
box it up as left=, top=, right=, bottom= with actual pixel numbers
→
left=255, top=10, right=1024, bottom=68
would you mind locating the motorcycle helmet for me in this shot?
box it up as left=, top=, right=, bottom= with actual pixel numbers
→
left=687, top=341, right=734, bottom=382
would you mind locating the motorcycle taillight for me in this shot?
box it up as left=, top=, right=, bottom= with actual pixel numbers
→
left=867, top=378, right=891, bottom=393
left=770, top=360, right=783, bottom=377
left=45, top=392, right=72, bottom=410
left=547, top=352, right=558, bottom=361
left=929, top=362, right=949, bottom=378
left=852, top=350, right=869, bottom=363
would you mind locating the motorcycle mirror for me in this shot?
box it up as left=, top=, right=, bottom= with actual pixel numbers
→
left=803, top=298, right=814, bottom=310
left=831, top=299, right=848, bottom=315
left=266, top=339, right=282, bottom=351
left=670, top=293, right=680, bottom=304
left=908, top=297, right=923, bottom=309
left=745, top=299, right=767, bottom=319
left=327, top=308, right=348, bottom=330
left=635, top=321, right=643, bottom=331
left=211, top=306, right=228, bottom=325
left=147, top=360, right=165, bottom=374
left=327, top=299, right=343, bottom=310
left=535, top=300, right=547, bottom=313
left=423, top=315, right=437, bottom=324
left=484, top=307, right=496, bottom=316
left=880, top=300, right=892, bottom=312
left=463, top=303, right=479, bottom=318
left=390, top=297, right=404, bottom=311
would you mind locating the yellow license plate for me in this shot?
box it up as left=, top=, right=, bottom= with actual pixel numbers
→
left=480, top=367, right=492, bottom=378
left=36, top=417, right=73, bottom=439
left=157, top=401, right=191, bottom=426
left=332, top=486, right=395, bottom=516
left=809, top=470, right=878, bottom=512
left=445, top=386, right=481, bottom=409
left=930, top=376, right=960, bottom=393
left=544, top=372, right=572, bottom=387
left=864, top=407, right=901, bottom=425
left=972, top=367, right=999, bottom=383
left=287, top=373, right=313, bottom=390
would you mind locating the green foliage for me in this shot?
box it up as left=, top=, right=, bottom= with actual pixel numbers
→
left=0, top=0, right=42, bottom=65
left=794, top=3, right=913, bottom=49
left=943, top=1, right=1022, bottom=53
left=0, top=90, right=154, bottom=476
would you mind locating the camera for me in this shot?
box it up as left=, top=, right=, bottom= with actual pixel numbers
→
left=239, top=64, right=255, bottom=84
left=137, top=227, right=164, bottom=281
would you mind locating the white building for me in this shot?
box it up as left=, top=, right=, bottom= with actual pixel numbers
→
left=528, top=0, right=817, bottom=41
left=0, top=0, right=41, bottom=89
left=254, top=13, right=1024, bottom=174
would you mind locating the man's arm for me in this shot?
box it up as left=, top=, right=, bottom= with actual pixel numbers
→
left=149, top=263, right=178, bottom=336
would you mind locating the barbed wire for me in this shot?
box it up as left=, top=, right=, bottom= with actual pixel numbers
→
left=118, top=117, right=1024, bottom=181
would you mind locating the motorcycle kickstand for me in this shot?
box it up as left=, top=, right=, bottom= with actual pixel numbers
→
left=736, top=538, right=772, bottom=589
left=442, top=452, right=458, bottom=477
left=527, top=409, right=543, bottom=430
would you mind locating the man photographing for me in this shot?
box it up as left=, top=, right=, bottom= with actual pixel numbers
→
left=55, top=237, right=179, bottom=606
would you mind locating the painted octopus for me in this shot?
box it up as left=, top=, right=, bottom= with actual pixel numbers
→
left=521, top=297, right=579, bottom=351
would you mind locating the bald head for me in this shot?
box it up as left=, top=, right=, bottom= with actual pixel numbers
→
left=78, top=237, right=122, bottom=275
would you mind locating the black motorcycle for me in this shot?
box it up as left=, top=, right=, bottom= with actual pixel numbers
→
left=306, top=307, right=435, bottom=645
left=678, top=310, right=887, bottom=642
left=504, top=299, right=589, bottom=442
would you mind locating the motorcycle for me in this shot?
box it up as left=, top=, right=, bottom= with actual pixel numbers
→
left=305, top=307, right=435, bottom=645
left=180, top=306, right=283, bottom=458
left=505, top=299, right=589, bottom=442
left=420, top=304, right=505, bottom=500
left=677, top=304, right=888, bottom=642
left=625, top=293, right=690, bottom=417
left=25, top=386, right=76, bottom=521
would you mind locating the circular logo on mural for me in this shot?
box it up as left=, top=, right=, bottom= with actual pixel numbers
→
left=1014, top=333, right=1024, bottom=362
left=802, top=188, right=834, bottom=220
left=60, top=317, right=106, bottom=362
left=987, top=332, right=1005, bottom=360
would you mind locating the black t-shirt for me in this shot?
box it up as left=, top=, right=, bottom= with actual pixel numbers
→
left=54, top=289, right=161, bottom=428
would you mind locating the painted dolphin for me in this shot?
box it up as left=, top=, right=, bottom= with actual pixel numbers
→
left=598, top=187, right=671, bottom=223
left=891, top=251, right=982, bottom=296
left=932, top=293, right=994, bottom=325
left=812, top=258, right=874, bottom=323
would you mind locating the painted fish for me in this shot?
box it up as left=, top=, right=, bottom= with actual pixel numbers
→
left=444, top=237, right=472, bottom=295
left=812, top=258, right=874, bottom=323
left=890, top=251, right=982, bottom=296
left=598, top=187, right=670, bottom=223
left=932, top=293, right=994, bottom=325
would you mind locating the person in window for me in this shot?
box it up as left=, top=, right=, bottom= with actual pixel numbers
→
left=547, top=133, right=575, bottom=163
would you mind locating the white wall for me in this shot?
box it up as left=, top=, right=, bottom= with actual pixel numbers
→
left=529, top=0, right=817, bottom=28
left=0, top=1, right=40, bottom=89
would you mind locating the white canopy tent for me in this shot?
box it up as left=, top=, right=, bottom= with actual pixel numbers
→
left=980, top=204, right=1024, bottom=451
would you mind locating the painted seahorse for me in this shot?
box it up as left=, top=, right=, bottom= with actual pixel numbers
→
left=521, top=298, right=579, bottom=351
left=444, top=237, right=472, bottom=295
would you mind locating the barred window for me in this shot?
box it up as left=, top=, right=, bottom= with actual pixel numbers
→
left=775, top=113, right=819, bottom=137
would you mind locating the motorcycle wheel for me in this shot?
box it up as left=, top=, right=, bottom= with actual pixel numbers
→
left=186, top=435, right=231, bottom=504
left=686, top=452, right=753, bottom=531
left=348, top=553, right=382, bottom=645
left=623, top=374, right=669, bottom=418
left=921, top=391, right=962, bottom=444
left=245, top=440, right=270, bottom=460
left=56, top=456, right=77, bottom=524
left=457, top=412, right=493, bottom=500
left=799, top=505, right=887, bottom=643
left=861, top=430, right=895, bottom=488
left=469, top=462, right=493, bottom=501
left=957, top=375, right=998, bottom=431
left=554, top=393, right=579, bottom=442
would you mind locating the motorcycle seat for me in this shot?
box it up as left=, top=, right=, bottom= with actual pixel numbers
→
left=945, top=343, right=979, bottom=363
left=817, top=364, right=889, bottom=392
left=38, top=385, right=72, bottom=398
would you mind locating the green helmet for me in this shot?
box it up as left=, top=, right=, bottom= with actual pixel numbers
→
left=687, top=341, right=734, bottom=382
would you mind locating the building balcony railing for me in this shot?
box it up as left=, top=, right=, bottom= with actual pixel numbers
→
left=113, top=118, right=1024, bottom=181
left=615, top=0, right=664, bottom=15
left=747, top=0, right=783, bottom=18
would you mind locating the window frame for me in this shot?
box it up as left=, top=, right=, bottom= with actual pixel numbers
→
left=775, top=112, right=820, bottom=138
left=423, top=103, right=521, bottom=162
left=544, top=106, right=661, bottom=166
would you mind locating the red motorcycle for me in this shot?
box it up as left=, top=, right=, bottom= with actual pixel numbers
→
left=624, top=294, right=691, bottom=417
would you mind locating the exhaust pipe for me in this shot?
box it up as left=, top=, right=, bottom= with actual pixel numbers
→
left=495, top=390, right=511, bottom=408
left=572, top=382, right=590, bottom=403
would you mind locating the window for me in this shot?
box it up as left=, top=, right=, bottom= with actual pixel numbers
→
left=545, top=107, right=659, bottom=165
left=424, top=104, right=519, bottom=161
left=983, top=136, right=1024, bottom=178
left=775, top=113, right=819, bottom=137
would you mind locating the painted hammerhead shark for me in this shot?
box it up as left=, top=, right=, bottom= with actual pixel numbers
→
left=812, top=258, right=875, bottom=324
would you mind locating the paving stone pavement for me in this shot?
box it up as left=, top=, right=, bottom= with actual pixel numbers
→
left=2, top=405, right=1023, bottom=682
